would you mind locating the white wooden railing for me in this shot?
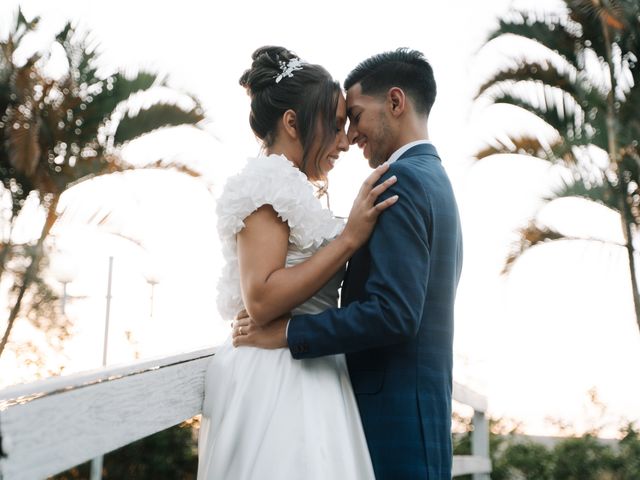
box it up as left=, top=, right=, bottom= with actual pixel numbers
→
left=0, top=348, right=491, bottom=479
left=452, top=382, right=492, bottom=479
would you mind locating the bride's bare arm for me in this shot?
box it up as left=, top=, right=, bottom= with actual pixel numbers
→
left=237, top=164, right=398, bottom=325
left=238, top=206, right=351, bottom=325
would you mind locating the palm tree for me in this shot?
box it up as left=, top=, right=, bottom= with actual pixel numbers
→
left=0, top=10, right=206, bottom=357
left=474, top=0, right=640, bottom=332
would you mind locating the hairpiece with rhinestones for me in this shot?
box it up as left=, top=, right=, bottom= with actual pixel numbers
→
left=275, top=58, right=305, bottom=83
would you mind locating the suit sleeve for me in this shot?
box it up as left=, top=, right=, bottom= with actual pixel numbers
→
left=287, top=163, right=431, bottom=358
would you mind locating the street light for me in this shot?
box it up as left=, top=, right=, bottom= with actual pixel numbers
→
left=90, top=255, right=114, bottom=480
left=142, top=260, right=161, bottom=321
left=50, top=252, right=79, bottom=315
left=51, top=247, right=158, bottom=480
left=91, top=254, right=158, bottom=480
left=50, top=234, right=156, bottom=479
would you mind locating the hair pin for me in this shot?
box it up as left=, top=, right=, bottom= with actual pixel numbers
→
left=275, top=58, right=305, bottom=83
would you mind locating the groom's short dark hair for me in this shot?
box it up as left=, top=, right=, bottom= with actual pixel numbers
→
left=344, top=48, right=436, bottom=116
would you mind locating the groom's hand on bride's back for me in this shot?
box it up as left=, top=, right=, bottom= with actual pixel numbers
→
left=232, top=311, right=289, bottom=349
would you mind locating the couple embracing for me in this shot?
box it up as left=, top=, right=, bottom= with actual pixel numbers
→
left=197, top=46, right=463, bottom=480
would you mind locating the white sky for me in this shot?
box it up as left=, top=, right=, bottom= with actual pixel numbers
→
left=1, top=0, right=639, bottom=436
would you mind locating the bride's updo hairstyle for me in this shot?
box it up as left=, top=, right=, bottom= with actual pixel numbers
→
left=239, top=46, right=341, bottom=186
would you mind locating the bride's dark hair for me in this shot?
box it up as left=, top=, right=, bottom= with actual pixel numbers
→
left=239, top=46, right=341, bottom=192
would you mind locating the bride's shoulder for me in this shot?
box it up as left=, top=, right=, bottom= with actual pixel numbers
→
left=219, top=154, right=309, bottom=196
left=216, top=154, right=343, bottom=249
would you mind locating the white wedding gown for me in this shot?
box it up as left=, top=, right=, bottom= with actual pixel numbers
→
left=197, top=154, right=374, bottom=480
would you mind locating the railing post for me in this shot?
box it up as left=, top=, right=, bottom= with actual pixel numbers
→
left=90, top=456, right=103, bottom=480
left=472, top=409, right=490, bottom=480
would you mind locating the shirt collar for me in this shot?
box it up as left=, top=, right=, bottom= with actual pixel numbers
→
left=385, top=140, right=432, bottom=166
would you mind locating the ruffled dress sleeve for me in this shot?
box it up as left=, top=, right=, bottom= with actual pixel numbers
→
left=215, top=154, right=344, bottom=320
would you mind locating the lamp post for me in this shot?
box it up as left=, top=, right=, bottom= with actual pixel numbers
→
left=51, top=235, right=155, bottom=479
left=90, top=254, right=156, bottom=479
left=50, top=252, right=78, bottom=315
left=143, top=261, right=161, bottom=321
left=89, top=255, right=114, bottom=480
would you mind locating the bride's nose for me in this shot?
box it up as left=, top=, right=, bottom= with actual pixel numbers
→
left=337, top=130, right=349, bottom=152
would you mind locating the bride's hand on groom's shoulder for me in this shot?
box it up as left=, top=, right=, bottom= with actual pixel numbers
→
left=232, top=311, right=289, bottom=349
left=342, top=163, right=399, bottom=249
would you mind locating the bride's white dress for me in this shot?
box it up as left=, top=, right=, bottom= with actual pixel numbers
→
left=197, top=154, right=374, bottom=480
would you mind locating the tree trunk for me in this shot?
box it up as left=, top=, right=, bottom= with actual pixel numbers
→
left=601, top=20, right=640, bottom=332
left=622, top=219, right=640, bottom=331
left=0, top=195, right=60, bottom=358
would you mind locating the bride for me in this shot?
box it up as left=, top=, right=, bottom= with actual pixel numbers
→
left=197, top=46, right=398, bottom=479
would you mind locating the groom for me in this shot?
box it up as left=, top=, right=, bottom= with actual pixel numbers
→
left=233, top=49, right=463, bottom=479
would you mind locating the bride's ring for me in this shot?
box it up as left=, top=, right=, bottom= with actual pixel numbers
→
left=239, top=326, right=244, bottom=335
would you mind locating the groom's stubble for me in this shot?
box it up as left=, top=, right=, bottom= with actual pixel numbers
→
left=368, top=111, right=393, bottom=168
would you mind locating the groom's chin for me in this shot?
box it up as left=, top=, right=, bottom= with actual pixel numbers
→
left=368, top=156, right=384, bottom=169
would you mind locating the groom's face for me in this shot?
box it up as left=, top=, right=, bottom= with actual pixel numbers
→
left=346, top=83, right=393, bottom=168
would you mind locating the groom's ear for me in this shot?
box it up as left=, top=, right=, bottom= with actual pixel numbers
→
left=282, top=109, right=298, bottom=140
left=387, top=87, right=406, bottom=117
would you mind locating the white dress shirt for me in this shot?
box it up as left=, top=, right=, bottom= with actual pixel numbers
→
left=385, top=139, right=432, bottom=165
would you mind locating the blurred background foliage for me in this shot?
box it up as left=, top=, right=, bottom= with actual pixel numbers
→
left=475, top=0, right=640, bottom=332
left=0, top=8, right=205, bottom=368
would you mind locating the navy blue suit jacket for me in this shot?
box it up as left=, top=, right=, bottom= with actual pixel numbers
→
left=287, top=143, right=463, bottom=479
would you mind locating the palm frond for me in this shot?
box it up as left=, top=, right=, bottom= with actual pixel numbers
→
left=56, top=152, right=122, bottom=188
left=113, top=102, right=204, bottom=146
left=119, top=159, right=201, bottom=178
left=64, top=156, right=201, bottom=192
left=54, top=23, right=73, bottom=45
left=620, top=66, right=640, bottom=121
left=566, top=0, right=613, bottom=61
left=475, top=61, right=603, bottom=111
left=10, top=8, right=40, bottom=47
left=474, top=134, right=580, bottom=165
left=617, top=1, right=640, bottom=56
left=619, top=49, right=640, bottom=141
left=55, top=204, right=146, bottom=250
left=485, top=77, right=611, bottom=152
left=475, top=135, right=547, bottom=160
left=56, top=24, right=101, bottom=87
left=503, top=221, right=566, bottom=274
left=569, top=0, right=627, bottom=30
left=81, top=71, right=159, bottom=135
left=549, top=176, right=620, bottom=213
left=103, top=71, right=158, bottom=104
left=484, top=87, right=584, bottom=141
left=488, top=13, right=581, bottom=67
left=502, top=220, right=620, bottom=274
